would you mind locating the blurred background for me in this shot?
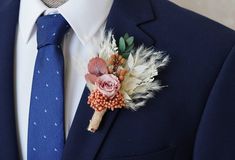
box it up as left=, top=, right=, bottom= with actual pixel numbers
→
left=170, top=0, right=235, bottom=30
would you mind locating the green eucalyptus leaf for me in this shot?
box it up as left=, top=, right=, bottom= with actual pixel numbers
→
left=122, top=52, right=130, bottom=59
left=125, top=43, right=134, bottom=53
left=124, top=33, right=129, bottom=40
left=119, top=37, right=126, bottom=53
left=126, top=36, right=134, bottom=46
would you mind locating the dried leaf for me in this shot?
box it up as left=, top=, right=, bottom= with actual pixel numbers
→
left=85, top=73, right=98, bottom=84
left=132, top=65, right=148, bottom=75
left=127, top=53, right=134, bottom=69
left=88, top=57, right=108, bottom=76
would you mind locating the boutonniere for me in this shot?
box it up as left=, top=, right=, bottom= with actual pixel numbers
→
left=85, top=31, right=169, bottom=132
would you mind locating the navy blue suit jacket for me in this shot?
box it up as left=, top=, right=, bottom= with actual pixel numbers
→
left=0, top=0, right=235, bottom=159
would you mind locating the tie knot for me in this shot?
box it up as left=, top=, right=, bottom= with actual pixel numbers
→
left=36, top=14, right=70, bottom=48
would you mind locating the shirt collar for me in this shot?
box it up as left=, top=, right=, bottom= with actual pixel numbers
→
left=19, top=0, right=114, bottom=44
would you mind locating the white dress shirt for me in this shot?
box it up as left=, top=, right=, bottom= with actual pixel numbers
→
left=15, top=0, right=113, bottom=159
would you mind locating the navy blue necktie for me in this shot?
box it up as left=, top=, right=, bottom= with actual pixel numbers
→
left=27, top=14, right=70, bottom=160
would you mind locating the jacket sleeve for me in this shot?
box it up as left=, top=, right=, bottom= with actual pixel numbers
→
left=193, top=45, right=235, bottom=160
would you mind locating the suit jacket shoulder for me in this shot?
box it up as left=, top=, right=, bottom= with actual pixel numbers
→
left=150, top=0, right=235, bottom=47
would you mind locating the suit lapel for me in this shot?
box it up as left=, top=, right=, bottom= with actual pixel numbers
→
left=62, top=0, right=156, bottom=159
left=0, top=0, right=20, bottom=159
left=106, top=0, right=156, bottom=47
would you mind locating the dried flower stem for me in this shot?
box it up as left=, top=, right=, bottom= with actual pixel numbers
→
left=87, top=109, right=107, bottom=133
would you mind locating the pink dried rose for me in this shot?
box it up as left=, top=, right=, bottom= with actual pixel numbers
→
left=95, top=74, right=121, bottom=98
left=88, top=57, right=108, bottom=76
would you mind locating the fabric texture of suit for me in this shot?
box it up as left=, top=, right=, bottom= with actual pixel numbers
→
left=0, top=0, right=235, bottom=160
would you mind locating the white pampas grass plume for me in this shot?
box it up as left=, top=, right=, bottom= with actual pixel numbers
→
left=98, top=30, right=118, bottom=61
left=121, top=46, right=169, bottom=110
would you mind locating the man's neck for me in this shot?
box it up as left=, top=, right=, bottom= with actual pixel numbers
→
left=41, top=0, right=68, bottom=8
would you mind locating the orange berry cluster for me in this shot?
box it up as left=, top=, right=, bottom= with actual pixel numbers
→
left=108, top=54, right=128, bottom=81
left=87, top=90, right=125, bottom=111
left=116, top=69, right=128, bottom=81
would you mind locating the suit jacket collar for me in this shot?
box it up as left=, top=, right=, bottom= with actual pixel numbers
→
left=106, top=0, right=156, bottom=47
left=62, top=0, right=156, bottom=159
